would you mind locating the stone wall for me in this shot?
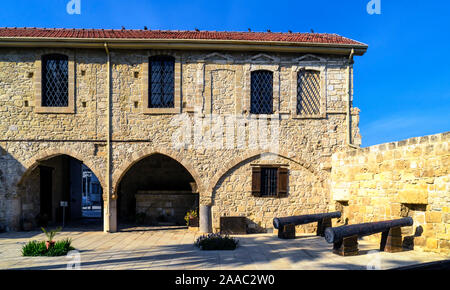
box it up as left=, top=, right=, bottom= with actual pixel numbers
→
left=135, top=191, right=198, bottom=226
left=212, top=153, right=329, bottom=233
left=331, top=132, right=450, bottom=254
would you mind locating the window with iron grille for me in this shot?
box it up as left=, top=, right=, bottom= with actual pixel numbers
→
left=149, top=56, right=175, bottom=108
left=42, top=54, right=69, bottom=107
left=297, top=69, right=321, bottom=115
left=260, top=167, right=278, bottom=196
left=252, top=166, right=288, bottom=198
left=250, top=70, right=273, bottom=114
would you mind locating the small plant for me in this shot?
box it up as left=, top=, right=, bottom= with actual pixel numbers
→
left=184, top=209, right=198, bottom=226
left=195, top=233, right=239, bottom=250
left=41, top=227, right=62, bottom=249
left=22, top=238, right=74, bottom=257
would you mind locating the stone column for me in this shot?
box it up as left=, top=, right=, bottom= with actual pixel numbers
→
left=199, top=204, right=212, bottom=233
left=103, top=199, right=117, bottom=233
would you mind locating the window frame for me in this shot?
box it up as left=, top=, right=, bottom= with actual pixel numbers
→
left=296, top=69, right=321, bottom=116
left=142, top=52, right=181, bottom=114
left=250, top=70, right=274, bottom=115
left=243, top=64, right=279, bottom=117
left=291, top=64, right=326, bottom=119
left=251, top=165, right=288, bottom=198
left=34, top=51, right=75, bottom=114
left=41, top=54, right=69, bottom=107
left=148, top=55, right=175, bottom=109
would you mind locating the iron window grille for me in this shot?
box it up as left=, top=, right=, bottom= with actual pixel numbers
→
left=149, top=56, right=175, bottom=108
left=297, top=69, right=321, bottom=115
left=42, top=54, right=69, bottom=107
left=261, top=167, right=278, bottom=196
left=250, top=70, right=273, bottom=114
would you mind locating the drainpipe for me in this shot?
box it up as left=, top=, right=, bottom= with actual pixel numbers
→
left=346, top=49, right=358, bottom=149
left=104, top=43, right=115, bottom=232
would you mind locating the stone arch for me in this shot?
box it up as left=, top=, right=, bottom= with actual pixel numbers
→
left=112, top=148, right=204, bottom=196
left=206, top=149, right=322, bottom=200
left=17, top=148, right=105, bottom=191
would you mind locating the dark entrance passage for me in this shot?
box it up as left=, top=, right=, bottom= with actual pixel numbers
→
left=20, top=155, right=103, bottom=230
left=39, top=166, right=53, bottom=221
left=117, top=153, right=199, bottom=228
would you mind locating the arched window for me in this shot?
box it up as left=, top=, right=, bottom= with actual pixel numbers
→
left=250, top=70, right=273, bottom=114
left=42, top=54, right=69, bottom=107
left=149, top=55, right=175, bottom=108
left=297, top=69, right=320, bottom=115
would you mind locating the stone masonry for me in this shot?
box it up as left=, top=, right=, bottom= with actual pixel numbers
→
left=331, top=132, right=450, bottom=254
left=0, top=46, right=360, bottom=234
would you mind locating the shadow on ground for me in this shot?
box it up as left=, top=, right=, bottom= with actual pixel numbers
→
left=4, top=231, right=445, bottom=270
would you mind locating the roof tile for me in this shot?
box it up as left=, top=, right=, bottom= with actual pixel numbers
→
left=0, top=27, right=366, bottom=46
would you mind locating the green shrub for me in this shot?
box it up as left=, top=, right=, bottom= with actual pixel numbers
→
left=21, top=240, right=47, bottom=256
left=47, top=238, right=75, bottom=256
left=195, top=233, right=239, bottom=250
left=22, top=238, right=75, bottom=257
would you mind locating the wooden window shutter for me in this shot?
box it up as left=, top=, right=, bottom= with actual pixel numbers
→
left=277, top=167, right=288, bottom=197
left=251, top=167, right=261, bottom=197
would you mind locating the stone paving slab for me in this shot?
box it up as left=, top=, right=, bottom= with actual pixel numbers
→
left=0, top=226, right=448, bottom=270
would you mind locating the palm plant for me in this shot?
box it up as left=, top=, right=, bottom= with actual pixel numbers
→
left=41, top=227, right=62, bottom=249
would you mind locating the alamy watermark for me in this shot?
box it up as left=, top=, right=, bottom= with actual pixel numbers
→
left=66, top=250, right=81, bottom=269
left=169, top=108, right=280, bottom=159
left=67, top=0, right=81, bottom=15
left=366, top=250, right=382, bottom=270
left=367, top=0, right=381, bottom=15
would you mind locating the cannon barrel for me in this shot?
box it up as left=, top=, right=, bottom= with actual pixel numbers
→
left=324, top=217, right=413, bottom=244
left=273, top=211, right=341, bottom=229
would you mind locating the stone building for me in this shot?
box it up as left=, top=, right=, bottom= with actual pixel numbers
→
left=0, top=28, right=448, bottom=254
left=0, top=27, right=366, bottom=233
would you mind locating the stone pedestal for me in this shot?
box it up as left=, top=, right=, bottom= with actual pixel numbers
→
left=333, top=235, right=359, bottom=256
left=381, top=227, right=403, bottom=253
left=317, top=217, right=332, bottom=237
left=278, top=224, right=296, bottom=239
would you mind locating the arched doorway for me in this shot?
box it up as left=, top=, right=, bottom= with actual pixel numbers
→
left=19, top=154, right=103, bottom=230
left=117, top=153, right=199, bottom=229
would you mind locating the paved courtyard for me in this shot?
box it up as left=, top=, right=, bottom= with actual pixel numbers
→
left=0, top=226, right=448, bottom=270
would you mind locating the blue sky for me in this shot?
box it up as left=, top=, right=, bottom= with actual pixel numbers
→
left=1, top=0, right=449, bottom=146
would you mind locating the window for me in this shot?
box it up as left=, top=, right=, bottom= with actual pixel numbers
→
left=250, top=70, right=273, bottom=114
left=252, top=166, right=288, bottom=197
left=149, top=56, right=175, bottom=108
left=42, top=54, right=69, bottom=107
left=297, top=69, right=320, bottom=115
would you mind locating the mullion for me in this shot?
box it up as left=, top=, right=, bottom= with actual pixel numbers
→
left=159, top=59, right=164, bottom=106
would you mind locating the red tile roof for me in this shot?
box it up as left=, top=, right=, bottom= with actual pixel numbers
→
left=0, top=27, right=366, bottom=47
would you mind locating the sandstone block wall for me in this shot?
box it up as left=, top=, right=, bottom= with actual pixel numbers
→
left=331, top=132, right=450, bottom=254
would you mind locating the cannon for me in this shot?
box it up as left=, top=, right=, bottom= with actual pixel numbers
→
left=324, top=217, right=413, bottom=256
left=273, top=211, right=341, bottom=239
